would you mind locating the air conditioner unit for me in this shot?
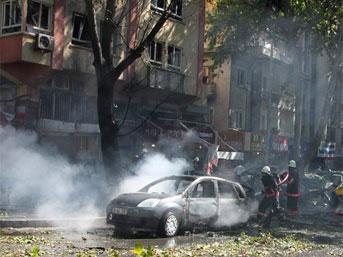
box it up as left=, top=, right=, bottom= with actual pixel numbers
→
left=36, top=33, right=54, bottom=51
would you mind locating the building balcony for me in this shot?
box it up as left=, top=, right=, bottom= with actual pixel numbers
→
left=147, top=66, right=186, bottom=94
left=0, top=33, right=52, bottom=66
left=39, top=89, right=98, bottom=133
left=261, top=90, right=295, bottom=111
left=132, top=66, right=197, bottom=105
left=253, top=46, right=292, bottom=65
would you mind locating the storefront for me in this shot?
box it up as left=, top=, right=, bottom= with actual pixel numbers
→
left=271, top=134, right=289, bottom=167
left=217, top=130, right=245, bottom=170
left=247, top=132, right=266, bottom=166
left=142, top=122, right=215, bottom=169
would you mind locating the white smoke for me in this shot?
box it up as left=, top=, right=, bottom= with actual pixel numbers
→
left=0, top=126, right=107, bottom=222
left=118, top=152, right=190, bottom=194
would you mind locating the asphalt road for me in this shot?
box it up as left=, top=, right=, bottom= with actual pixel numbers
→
left=0, top=211, right=342, bottom=256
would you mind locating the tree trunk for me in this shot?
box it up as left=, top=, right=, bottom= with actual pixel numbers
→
left=293, top=50, right=303, bottom=176
left=97, top=70, right=122, bottom=186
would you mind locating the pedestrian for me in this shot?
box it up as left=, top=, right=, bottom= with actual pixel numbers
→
left=285, top=160, right=300, bottom=215
left=257, top=166, right=284, bottom=229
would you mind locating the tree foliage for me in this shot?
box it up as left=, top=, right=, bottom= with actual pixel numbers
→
left=206, top=0, right=342, bottom=168
left=206, top=0, right=342, bottom=67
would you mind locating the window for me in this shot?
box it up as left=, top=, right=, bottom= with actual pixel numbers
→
left=261, top=115, right=266, bottom=130
left=171, top=0, right=182, bottom=18
left=26, top=0, right=51, bottom=34
left=151, top=0, right=166, bottom=11
left=72, top=13, right=91, bottom=48
left=1, top=0, right=22, bottom=34
left=192, top=181, right=215, bottom=198
left=149, top=40, right=163, bottom=66
left=151, top=0, right=183, bottom=20
left=235, top=110, right=243, bottom=129
left=237, top=68, right=246, bottom=86
left=168, top=45, right=181, bottom=71
left=218, top=181, right=236, bottom=199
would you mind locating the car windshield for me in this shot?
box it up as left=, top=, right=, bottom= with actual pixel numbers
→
left=139, top=177, right=195, bottom=196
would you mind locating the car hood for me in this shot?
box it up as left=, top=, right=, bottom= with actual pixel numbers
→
left=109, top=192, right=171, bottom=207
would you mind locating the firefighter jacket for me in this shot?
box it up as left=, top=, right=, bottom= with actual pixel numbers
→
left=262, top=175, right=280, bottom=198
left=286, top=167, right=300, bottom=197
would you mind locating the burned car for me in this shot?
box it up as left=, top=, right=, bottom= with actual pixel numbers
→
left=106, top=175, right=248, bottom=237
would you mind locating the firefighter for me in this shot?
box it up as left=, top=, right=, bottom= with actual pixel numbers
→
left=257, top=166, right=284, bottom=229
left=285, top=160, right=300, bottom=215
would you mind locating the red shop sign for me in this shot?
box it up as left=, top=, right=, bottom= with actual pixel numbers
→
left=250, top=132, right=266, bottom=151
left=218, top=130, right=245, bottom=151
left=272, top=135, right=289, bottom=152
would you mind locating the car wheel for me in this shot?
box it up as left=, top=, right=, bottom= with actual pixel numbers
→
left=159, top=211, right=180, bottom=237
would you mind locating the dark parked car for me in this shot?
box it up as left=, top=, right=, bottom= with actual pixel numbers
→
left=106, top=175, right=249, bottom=237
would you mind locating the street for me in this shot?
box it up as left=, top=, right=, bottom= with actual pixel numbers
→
left=0, top=213, right=342, bottom=257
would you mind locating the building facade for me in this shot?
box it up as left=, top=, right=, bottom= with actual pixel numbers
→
left=0, top=0, right=208, bottom=165
left=204, top=37, right=298, bottom=169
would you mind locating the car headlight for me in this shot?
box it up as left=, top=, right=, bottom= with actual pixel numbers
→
left=137, top=198, right=161, bottom=208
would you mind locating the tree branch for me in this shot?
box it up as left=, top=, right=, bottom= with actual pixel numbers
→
left=84, top=0, right=103, bottom=68
left=118, top=76, right=184, bottom=136
left=101, top=0, right=117, bottom=65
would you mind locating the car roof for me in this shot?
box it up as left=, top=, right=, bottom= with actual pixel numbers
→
left=151, top=175, right=242, bottom=186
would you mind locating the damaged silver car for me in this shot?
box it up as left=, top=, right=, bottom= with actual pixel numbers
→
left=106, top=175, right=248, bottom=237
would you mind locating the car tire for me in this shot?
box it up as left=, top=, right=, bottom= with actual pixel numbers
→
left=159, top=211, right=180, bottom=237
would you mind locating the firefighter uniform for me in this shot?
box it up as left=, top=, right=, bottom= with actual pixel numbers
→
left=286, top=160, right=300, bottom=215
left=257, top=166, right=283, bottom=228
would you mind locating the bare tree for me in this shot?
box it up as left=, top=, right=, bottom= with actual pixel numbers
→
left=84, top=0, right=193, bottom=184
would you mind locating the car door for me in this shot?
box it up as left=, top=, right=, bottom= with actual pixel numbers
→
left=217, top=181, right=239, bottom=216
left=216, top=181, right=248, bottom=227
left=186, top=179, right=218, bottom=224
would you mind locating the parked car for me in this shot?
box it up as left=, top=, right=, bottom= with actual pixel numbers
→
left=106, top=175, right=248, bottom=237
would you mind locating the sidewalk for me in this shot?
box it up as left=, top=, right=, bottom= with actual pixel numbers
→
left=0, top=211, right=106, bottom=228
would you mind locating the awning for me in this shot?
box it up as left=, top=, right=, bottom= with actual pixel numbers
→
left=217, top=151, right=244, bottom=160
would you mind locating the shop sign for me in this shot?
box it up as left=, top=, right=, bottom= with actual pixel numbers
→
left=318, top=141, right=336, bottom=158
left=218, top=130, right=245, bottom=151
left=194, top=128, right=215, bottom=143
left=250, top=132, right=266, bottom=151
left=272, top=135, right=289, bottom=152
left=144, top=126, right=214, bottom=142
left=144, top=126, right=186, bottom=140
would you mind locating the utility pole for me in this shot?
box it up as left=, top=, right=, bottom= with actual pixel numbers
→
left=265, top=41, right=274, bottom=165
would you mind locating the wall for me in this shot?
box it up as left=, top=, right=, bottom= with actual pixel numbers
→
left=133, top=0, right=202, bottom=97
left=205, top=56, right=231, bottom=130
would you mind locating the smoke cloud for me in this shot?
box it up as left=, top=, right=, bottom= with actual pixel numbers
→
left=0, top=126, right=107, bottom=222
left=118, top=152, right=190, bottom=195
left=0, top=125, right=256, bottom=230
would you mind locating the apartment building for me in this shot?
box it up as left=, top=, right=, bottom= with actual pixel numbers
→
left=0, top=0, right=208, bottom=163
left=204, top=37, right=297, bottom=167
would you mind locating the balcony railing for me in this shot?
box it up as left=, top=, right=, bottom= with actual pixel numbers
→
left=254, top=46, right=292, bottom=64
left=40, top=89, right=98, bottom=124
left=261, top=90, right=295, bottom=111
left=147, top=66, right=186, bottom=93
